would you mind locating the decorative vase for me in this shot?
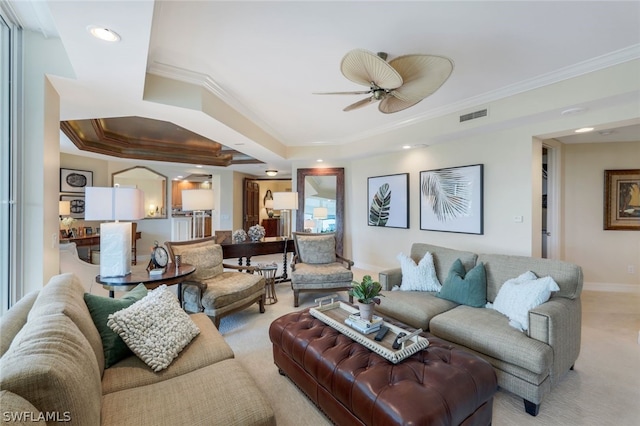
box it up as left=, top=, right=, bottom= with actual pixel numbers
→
left=357, top=301, right=374, bottom=322
left=248, top=224, right=266, bottom=242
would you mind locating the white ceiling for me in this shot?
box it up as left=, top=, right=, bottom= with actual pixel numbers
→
left=6, top=0, right=640, bottom=178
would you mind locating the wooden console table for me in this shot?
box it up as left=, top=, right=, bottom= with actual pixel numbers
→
left=61, top=232, right=142, bottom=262
left=221, top=237, right=295, bottom=282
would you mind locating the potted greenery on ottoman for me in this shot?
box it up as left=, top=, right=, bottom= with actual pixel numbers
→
left=349, top=275, right=384, bottom=322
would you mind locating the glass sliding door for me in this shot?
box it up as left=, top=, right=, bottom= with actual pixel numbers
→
left=0, top=10, right=22, bottom=313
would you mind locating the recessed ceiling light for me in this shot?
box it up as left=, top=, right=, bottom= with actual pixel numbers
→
left=195, top=165, right=203, bottom=168
left=316, top=159, right=323, bottom=163
left=598, top=130, right=615, bottom=136
left=87, top=25, right=121, bottom=42
left=402, top=145, right=411, bottom=150
left=575, top=127, right=594, bottom=133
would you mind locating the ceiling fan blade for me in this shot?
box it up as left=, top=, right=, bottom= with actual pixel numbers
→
left=343, top=96, right=376, bottom=112
left=313, top=90, right=372, bottom=95
left=340, top=49, right=403, bottom=89
left=388, top=55, right=454, bottom=102
left=379, top=95, right=421, bottom=114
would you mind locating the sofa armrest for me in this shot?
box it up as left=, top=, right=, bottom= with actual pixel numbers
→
left=336, top=253, right=354, bottom=270
left=379, top=267, right=402, bottom=291
left=528, top=297, right=581, bottom=383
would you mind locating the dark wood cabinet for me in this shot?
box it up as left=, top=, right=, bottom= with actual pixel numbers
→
left=262, top=218, right=281, bottom=237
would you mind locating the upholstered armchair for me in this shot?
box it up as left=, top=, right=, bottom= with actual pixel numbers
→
left=290, top=232, right=354, bottom=307
left=165, top=237, right=265, bottom=328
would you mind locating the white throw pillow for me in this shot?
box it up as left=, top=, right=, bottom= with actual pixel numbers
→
left=395, top=252, right=441, bottom=292
left=489, top=272, right=560, bottom=331
left=107, top=285, right=200, bottom=371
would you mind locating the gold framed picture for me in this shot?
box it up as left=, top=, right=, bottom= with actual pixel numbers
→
left=604, top=169, right=640, bottom=230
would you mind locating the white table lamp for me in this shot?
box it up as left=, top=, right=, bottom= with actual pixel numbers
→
left=59, top=200, right=71, bottom=217
left=85, top=186, right=144, bottom=277
left=273, top=191, right=298, bottom=238
left=182, top=189, right=214, bottom=239
left=313, top=207, right=328, bottom=233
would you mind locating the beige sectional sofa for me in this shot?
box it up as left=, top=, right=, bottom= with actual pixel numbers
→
left=377, top=243, right=583, bottom=417
left=0, top=273, right=275, bottom=425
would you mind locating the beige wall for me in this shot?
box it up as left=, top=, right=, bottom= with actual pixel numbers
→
left=563, top=141, right=640, bottom=290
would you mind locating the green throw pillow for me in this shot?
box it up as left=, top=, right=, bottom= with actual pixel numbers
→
left=436, top=259, right=487, bottom=307
left=84, top=284, right=148, bottom=368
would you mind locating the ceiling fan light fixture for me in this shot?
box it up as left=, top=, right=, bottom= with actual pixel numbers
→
left=266, top=170, right=278, bottom=177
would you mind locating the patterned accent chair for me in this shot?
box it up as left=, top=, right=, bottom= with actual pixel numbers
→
left=165, top=237, right=265, bottom=329
left=290, top=232, right=354, bottom=307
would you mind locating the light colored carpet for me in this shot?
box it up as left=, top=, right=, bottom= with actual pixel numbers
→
left=219, top=256, right=640, bottom=426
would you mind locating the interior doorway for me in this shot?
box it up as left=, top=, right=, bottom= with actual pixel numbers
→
left=542, top=144, right=560, bottom=259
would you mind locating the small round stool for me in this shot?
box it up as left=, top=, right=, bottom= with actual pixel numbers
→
left=258, top=263, right=278, bottom=304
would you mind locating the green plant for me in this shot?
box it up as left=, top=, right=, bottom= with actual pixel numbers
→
left=349, top=275, right=384, bottom=305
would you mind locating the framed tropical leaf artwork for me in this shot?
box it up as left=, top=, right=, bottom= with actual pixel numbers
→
left=367, top=173, right=409, bottom=229
left=420, top=164, right=483, bottom=234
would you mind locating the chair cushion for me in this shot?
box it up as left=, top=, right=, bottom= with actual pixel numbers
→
left=291, top=262, right=353, bottom=285
left=169, top=241, right=223, bottom=281
left=295, top=234, right=336, bottom=264
left=195, top=272, right=265, bottom=310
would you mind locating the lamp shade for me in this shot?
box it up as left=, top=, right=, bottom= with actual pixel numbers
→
left=313, top=207, right=328, bottom=219
left=272, top=192, right=298, bottom=210
left=182, top=189, right=214, bottom=211
left=59, top=201, right=71, bottom=216
left=85, top=187, right=145, bottom=220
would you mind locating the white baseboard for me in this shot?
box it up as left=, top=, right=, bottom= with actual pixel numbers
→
left=583, top=282, right=640, bottom=293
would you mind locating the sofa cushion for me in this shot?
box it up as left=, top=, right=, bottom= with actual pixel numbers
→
left=101, top=313, right=234, bottom=394
left=478, top=253, right=582, bottom=302
left=84, top=283, right=148, bottom=368
left=295, top=233, right=336, bottom=264
left=100, top=359, right=275, bottom=426
left=395, top=251, right=441, bottom=291
left=437, top=259, right=487, bottom=307
left=376, top=291, right=458, bottom=331
left=489, top=273, right=560, bottom=331
left=429, top=305, right=553, bottom=375
left=107, top=286, right=200, bottom=372
left=28, top=273, right=106, bottom=374
left=0, top=391, right=47, bottom=424
left=410, top=243, right=477, bottom=283
left=0, top=290, right=38, bottom=357
left=0, top=313, right=102, bottom=426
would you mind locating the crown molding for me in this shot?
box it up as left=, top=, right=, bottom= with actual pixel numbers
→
left=148, top=46, right=640, bottom=148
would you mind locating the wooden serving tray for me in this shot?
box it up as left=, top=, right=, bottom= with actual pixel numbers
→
left=309, top=298, right=429, bottom=364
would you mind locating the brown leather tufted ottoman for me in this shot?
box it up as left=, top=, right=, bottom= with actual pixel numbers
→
left=269, top=310, right=497, bottom=426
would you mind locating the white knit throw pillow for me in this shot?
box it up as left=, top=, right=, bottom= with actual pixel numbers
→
left=107, top=285, right=200, bottom=372
left=395, top=252, right=441, bottom=292
left=489, top=271, right=560, bottom=331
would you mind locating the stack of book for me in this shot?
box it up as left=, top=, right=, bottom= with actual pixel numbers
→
left=344, top=312, right=384, bottom=334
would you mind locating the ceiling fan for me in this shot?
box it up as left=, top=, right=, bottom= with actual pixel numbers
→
left=315, top=49, right=454, bottom=114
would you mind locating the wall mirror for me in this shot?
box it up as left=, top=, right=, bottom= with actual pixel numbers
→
left=296, top=167, right=344, bottom=254
left=112, top=166, right=167, bottom=219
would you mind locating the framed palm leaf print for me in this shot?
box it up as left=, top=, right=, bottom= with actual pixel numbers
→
left=367, top=173, right=409, bottom=229
left=420, top=164, right=483, bottom=234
